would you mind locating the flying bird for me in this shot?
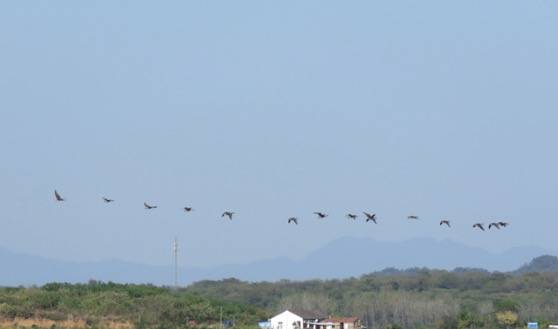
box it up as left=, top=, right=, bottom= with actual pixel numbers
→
left=407, top=215, right=419, bottom=220
left=102, top=197, right=114, bottom=203
left=54, top=190, right=65, bottom=202
left=222, top=211, right=234, bottom=220
left=346, top=213, right=358, bottom=220
left=473, top=223, right=485, bottom=231
left=498, top=221, right=509, bottom=227
left=314, top=212, right=328, bottom=219
left=440, top=220, right=451, bottom=227
left=488, top=222, right=501, bottom=230
left=363, top=212, right=377, bottom=224
left=144, top=202, right=157, bottom=210
left=184, top=207, right=193, bottom=212
left=288, top=217, right=298, bottom=225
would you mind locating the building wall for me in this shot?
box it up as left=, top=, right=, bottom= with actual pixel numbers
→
left=346, top=321, right=361, bottom=329
left=270, top=311, right=304, bottom=329
left=328, top=321, right=360, bottom=329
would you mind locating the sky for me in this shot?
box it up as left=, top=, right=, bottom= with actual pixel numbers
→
left=0, top=1, right=557, bottom=268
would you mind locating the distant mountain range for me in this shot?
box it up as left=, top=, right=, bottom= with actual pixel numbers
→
left=1, top=237, right=556, bottom=286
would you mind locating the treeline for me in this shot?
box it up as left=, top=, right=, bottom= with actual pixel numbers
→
left=0, top=281, right=266, bottom=329
left=3, top=257, right=558, bottom=329
left=185, top=269, right=558, bottom=329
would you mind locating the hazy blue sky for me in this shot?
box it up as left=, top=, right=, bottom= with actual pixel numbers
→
left=1, top=1, right=557, bottom=268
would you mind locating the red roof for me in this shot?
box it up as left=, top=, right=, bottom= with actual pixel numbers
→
left=324, top=317, right=360, bottom=323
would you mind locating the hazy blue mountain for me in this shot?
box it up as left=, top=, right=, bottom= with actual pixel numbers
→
left=0, top=237, right=555, bottom=286
left=515, top=255, right=558, bottom=274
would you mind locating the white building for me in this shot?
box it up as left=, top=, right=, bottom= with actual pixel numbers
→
left=269, top=310, right=324, bottom=329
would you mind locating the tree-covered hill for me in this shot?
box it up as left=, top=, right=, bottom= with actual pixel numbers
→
left=515, top=255, right=558, bottom=274
left=185, top=267, right=558, bottom=329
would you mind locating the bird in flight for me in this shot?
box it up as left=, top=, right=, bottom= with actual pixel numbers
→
left=473, top=223, right=485, bottom=231
left=288, top=217, right=298, bottom=225
left=314, top=212, right=328, bottom=219
left=54, top=190, right=65, bottom=202
left=144, top=202, right=157, bottom=210
left=184, top=207, right=193, bottom=212
left=222, top=211, right=234, bottom=220
left=488, top=222, right=501, bottom=230
left=440, top=220, right=450, bottom=227
left=346, top=213, right=358, bottom=220
left=407, top=215, right=419, bottom=220
left=102, top=197, right=114, bottom=203
left=363, top=212, right=377, bottom=224
left=498, top=221, right=509, bottom=227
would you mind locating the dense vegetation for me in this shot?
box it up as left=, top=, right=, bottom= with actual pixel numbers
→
left=186, top=256, right=558, bottom=329
left=0, top=281, right=266, bottom=329
left=2, top=256, right=558, bottom=329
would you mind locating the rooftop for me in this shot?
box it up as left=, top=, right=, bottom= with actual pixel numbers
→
left=324, top=317, right=360, bottom=323
left=287, top=309, right=326, bottom=320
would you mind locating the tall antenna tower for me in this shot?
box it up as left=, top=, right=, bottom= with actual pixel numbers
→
left=173, top=237, right=179, bottom=288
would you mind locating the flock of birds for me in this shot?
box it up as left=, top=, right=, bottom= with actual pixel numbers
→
left=54, top=190, right=510, bottom=231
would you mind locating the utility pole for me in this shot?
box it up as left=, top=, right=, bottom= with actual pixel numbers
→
left=173, top=237, right=179, bottom=288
